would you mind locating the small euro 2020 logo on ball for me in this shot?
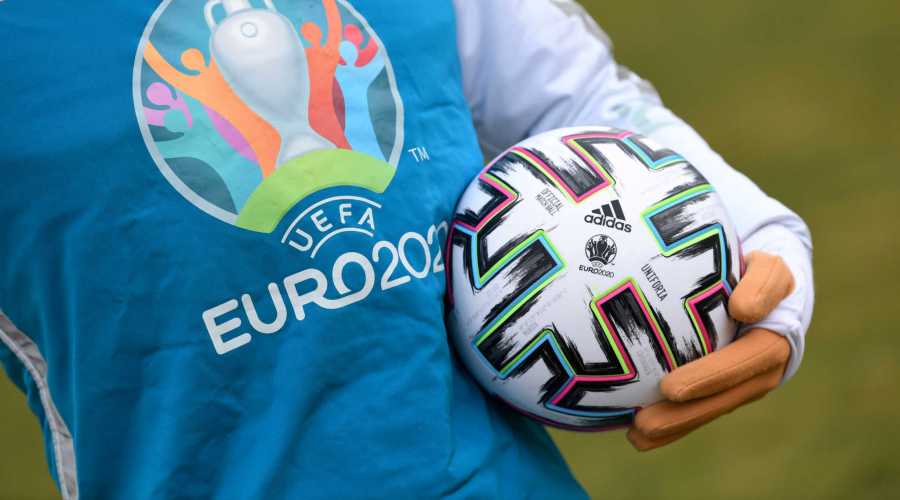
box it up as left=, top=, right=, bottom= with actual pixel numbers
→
left=585, top=234, right=617, bottom=267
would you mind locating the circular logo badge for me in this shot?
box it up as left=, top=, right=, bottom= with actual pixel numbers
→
left=585, top=234, right=617, bottom=267
left=133, top=0, right=404, bottom=233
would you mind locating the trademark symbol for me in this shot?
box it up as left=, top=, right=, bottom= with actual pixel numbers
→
left=408, top=146, right=431, bottom=163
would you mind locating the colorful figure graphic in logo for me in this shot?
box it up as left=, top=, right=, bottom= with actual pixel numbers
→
left=344, top=24, right=378, bottom=67
left=336, top=39, right=387, bottom=160
left=300, top=0, right=350, bottom=150
left=143, top=82, right=192, bottom=132
left=134, top=0, right=404, bottom=233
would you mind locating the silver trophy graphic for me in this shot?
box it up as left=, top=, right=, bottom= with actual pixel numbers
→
left=205, top=0, right=333, bottom=169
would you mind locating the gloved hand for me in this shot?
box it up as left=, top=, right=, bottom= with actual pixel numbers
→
left=627, top=251, right=797, bottom=451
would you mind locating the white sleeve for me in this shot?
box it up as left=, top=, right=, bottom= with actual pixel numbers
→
left=452, top=0, right=814, bottom=381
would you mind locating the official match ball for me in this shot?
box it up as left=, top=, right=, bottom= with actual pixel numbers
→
left=447, top=127, right=742, bottom=430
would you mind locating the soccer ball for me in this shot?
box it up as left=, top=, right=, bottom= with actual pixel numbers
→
left=447, top=127, right=742, bottom=430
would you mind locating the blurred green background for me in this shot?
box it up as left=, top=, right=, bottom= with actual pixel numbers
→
left=2, top=1, right=898, bottom=498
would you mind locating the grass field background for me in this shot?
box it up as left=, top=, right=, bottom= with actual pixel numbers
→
left=2, top=1, right=898, bottom=498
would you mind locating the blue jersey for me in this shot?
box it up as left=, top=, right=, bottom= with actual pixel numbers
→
left=0, top=1, right=586, bottom=498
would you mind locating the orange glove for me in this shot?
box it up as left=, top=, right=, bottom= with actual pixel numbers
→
left=627, top=251, right=797, bottom=451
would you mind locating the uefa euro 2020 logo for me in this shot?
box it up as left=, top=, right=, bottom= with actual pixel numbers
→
left=586, top=234, right=617, bottom=267
left=133, top=0, right=404, bottom=234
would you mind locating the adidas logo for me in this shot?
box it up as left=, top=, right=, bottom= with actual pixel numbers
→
left=584, top=199, right=632, bottom=233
